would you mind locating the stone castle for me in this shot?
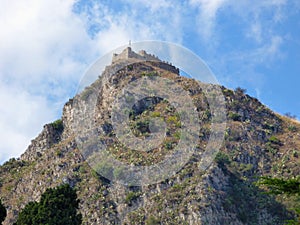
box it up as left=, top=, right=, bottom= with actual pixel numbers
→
left=112, top=47, right=161, bottom=64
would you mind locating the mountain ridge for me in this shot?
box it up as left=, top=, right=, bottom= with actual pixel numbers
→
left=0, top=49, right=299, bottom=224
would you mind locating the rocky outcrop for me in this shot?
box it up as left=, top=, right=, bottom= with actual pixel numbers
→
left=0, top=50, right=299, bottom=224
left=20, top=122, right=63, bottom=161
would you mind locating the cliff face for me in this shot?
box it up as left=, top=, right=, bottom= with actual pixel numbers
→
left=0, top=52, right=299, bottom=225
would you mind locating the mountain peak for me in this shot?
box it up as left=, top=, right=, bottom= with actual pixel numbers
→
left=0, top=49, right=299, bottom=224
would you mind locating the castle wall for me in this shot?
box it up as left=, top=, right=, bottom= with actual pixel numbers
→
left=112, top=47, right=160, bottom=64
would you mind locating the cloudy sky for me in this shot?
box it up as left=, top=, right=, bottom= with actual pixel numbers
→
left=1, top=0, right=299, bottom=163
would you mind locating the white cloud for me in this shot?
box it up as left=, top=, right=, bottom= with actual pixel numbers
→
left=213, top=33, right=284, bottom=103
left=92, top=17, right=152, bottom=53
left=248, top=22, right=263, bottom=43
left=122, top=0, right=172, bottom=12
left=0, top=81, right=56, bottom=162
left=228, top=1, right=287, bottom=43
left=0, top=0, right=295, bottom=163
left=265, top=35, right=283, bottom=56
left=93, top=1, right=184, bottom=44
left=190, top=0, right=227, bottom=15
left=188, top=0, right=288, bottom=46
left=189, top=0, right=227, bottom=41
left=237, top=35, right=283, bottom=63
left=0, top=0, right=187, bottom=162
left=0, top=0, right=94, bottom=80
left=220, top=34, right=283, bottom=69
left=190, top=0, right=289, bottom=100
left=0, top=0, right=97, bottom=162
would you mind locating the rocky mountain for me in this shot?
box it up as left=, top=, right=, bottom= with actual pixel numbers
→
left=0, top=48, right=299, bottom=225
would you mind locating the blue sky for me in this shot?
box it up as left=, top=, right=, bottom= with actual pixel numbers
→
left=0, top=0, right=299, bottom=163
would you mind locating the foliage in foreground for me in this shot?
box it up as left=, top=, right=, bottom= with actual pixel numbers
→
left=257, top=177, right=300, bottom=224
left=14, top=184, right=82, bottom=225
left=0, top=199, right=6, bottom=224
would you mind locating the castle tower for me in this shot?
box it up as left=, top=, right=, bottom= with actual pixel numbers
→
left=112, top=47, right=161, bottom=64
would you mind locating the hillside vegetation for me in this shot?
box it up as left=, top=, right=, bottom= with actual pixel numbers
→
left=0, top=60, right=299, bottom=224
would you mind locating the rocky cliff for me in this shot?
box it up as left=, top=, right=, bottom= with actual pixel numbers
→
left=0, top=49, right=299, bottom=225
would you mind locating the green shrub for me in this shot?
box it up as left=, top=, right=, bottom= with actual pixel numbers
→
left=228, top=112, right=241, bottom=121
left=292, top=150, right=298, bottom=158
left=266, top=144, right=278, bottom=156
left=136, top=120, right=150, bottom=133
left=81, top=86, right=94, bottom=101
left=141, top=71, right=157, bottom=77
left=151, top=111, right=161, bottom=117
left=285, top=112, right=297, bottom=119
left=235, top=87, right=247, bottom=94
left=146, top=215, right=160, bottom=225
left=51, top=119, right=64, bottom=132
left=166, top=115, right=181, bottom=127
left=55, top=149, right=63, bottom=157
left=256, top=177, right=300, bottom=224
left=288, top=125, right=297, bottom=132
left=125, top=191, right=141, bottom=206
left=268, top=136, right=281, bottom=145
left=222, top=88, right=234, bottom=96
left=127, top=65, right=133, bottom=70
left=215, top=152, right=231, bottom=167
left=14, top=184, right=82, bottom=225
left=164, top=141, right=173, bottom=150
left=257, top=177, right=300, bottom=196
left=2, top=158, right=17, bottom=170
left=265, top=136, right=281, bottom=156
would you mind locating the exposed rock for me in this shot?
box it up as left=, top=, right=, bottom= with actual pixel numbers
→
left=0, top=49, right=299, bottom=224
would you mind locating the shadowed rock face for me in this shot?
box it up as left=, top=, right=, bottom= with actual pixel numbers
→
left=0, top=51, right=299, bottom=224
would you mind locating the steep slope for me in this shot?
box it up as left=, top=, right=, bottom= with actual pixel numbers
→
left=0, top=53, right=299, bottom=224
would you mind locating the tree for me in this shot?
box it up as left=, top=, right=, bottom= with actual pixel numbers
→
left=14, top=184, right=82, bottom=225
left=235, top=87, right=247, bottom=94
left=257, top=177, right=300, bottom=196
left=14, top=202, right=39, bottom=225
left=284, top=112, right=297, bottom=120
left=0, top=199, right=6, bottom=224
left=257, top=177, right=300, bottom=224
